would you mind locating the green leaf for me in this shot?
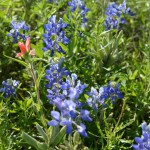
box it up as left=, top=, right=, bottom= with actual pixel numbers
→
left=3, top=53, right=30, bottom=68
left=36, top=64, right=46, bottom=88
left=26, top=99, right=32, bottom=108
left=50, top=126, right=66, bottom=146
left=58, top=42, right=68, bottom=51
left=36, top=48, right=44, bottom=58
left=59, top=145, right=67, bottom=149
left=129, top=70, right=138, bottom=80
left=99, top=29, right=112, bottom=36
left=32, top=58, right=48, bottom=63
left=9, top=110, right=16, bottom=113
left=50, top=125, right=60, bottom=139
left=22, top=132, right=39, bottom=149
left=34, top=103, right=41, bottom=112
left=120, top=139, right=133, bottom=144
left=73, top=131, right=80, bottom=144
left=31, top=41, right=44, bottom=58
left=63, top=14, right=69, bottom=22
left=36, top=124, right=48, bottom=142
left=115, top=118, right=135, bottom=133
left=37, top=142, right=48, bottom=150
left=34, top=62, right=50, bottom=89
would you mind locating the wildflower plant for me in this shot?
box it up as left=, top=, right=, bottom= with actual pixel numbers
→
left=0, top=79, right=19, bottom=98
left=42, top=15, right=69, bottom=56
left=48, top=0, right=59, bottom=4
left=104, top=0, right=133, bottom=30
left=16, top=38, right=35, bottom=58
left=68, top=0, right=89, bottom=25
left=7, top=20, right=29, bottom=43
left=46, top=59, right=92, bottom=137
left=5, top=27, right=72, bottom=149
left=87, top=82, right=123, bottom=110
left=1, top=0, right=149, bottom=149
left=133, top=122, right=150, bottom=150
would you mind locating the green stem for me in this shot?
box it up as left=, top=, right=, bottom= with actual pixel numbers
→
left=29, top=63, right=47, bottom=129
left=113, top=98, right=126, bottom=132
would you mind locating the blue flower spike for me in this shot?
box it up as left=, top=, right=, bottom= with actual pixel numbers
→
left=0, top=79, right=19, bottom=98
left=7, top=20, right=29, bottom=43
left=104, top=0, right=133, bottom=30
left=133, top=122, right=150, bottom=150
left=43, top=15, right=69, bottom=56
left=87, top=81, right=123, bottom=110
left=68, top=0, right=89, bottom=25
left=46, top=58, right=92, bottom=137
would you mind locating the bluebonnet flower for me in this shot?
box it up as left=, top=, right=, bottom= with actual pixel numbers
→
left=68, top=0, right=89, bottom=24
left=48, top=0, right=53, bottom=2
left=0, top=79, right=19, bottom=98
left=42, top=15, right=69, bottom=56
left=104, top=0, right=133, bottom=30
left=133, top=122, right=150, bottom=150
left=105, top=82, right=123, bottom=103
left=45, top=58, right=69, bottom=90
left=77, top=123, right=87, bottom=137
left=48, top=0, right=58, bottom=4
left=7, top=20, right=29, bottom=43
left=46, top=59, right=91, bottom=137
left=87, top=82, right=123, bottom=110
left=48, top=0, right=63, bottom=4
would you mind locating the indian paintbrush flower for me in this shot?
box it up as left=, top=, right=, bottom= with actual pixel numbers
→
left=16, top=38, right=35, bottom=58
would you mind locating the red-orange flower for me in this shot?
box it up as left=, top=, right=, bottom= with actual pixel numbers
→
left=16, top=38, right=35, bottom=57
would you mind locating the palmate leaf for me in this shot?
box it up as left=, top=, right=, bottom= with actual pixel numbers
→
left=22, top=132, right=39, bottom=149
left=22, top=125, right=66, bottom=149
left=22, top=132, right=48, bottom=150
left=36, top=124, right=48, bottom=143
left=50, top=126, right=66, bottom=146
left=50, top=126, right=60, bottom=140
left=73, top=131, right=80, bottom=144
left=37, top=142, right=48, bottom=150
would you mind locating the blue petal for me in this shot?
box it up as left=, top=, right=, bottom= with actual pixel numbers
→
left=49, top=15, right=56, bottom=23
left=132, top=145, right=140, bottom=150
left=60, top=120, right=71, bottom=126
left=141, top=122, right=147, bottom=130
left=48, top=120, right=59, bottom=126
left=80, top=110, right=92, bottom=122
left=60, top=120, right=73, bottom=134
left=135, top=137, right=143, bottom=144
left=66, top=124, right=73, bottom=134
left=60, top=83, right=68, bottom=90
left=69, top=87, right=77, bottom=99
left=143, top=133, right=149, bottom=142
left=51, top=111, right=60, bottom=121
left=71, top=73, right=77, bottom=81
left=70, top=110, right=76, bottom=119
left=77, top=123, right=88, bottom=137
